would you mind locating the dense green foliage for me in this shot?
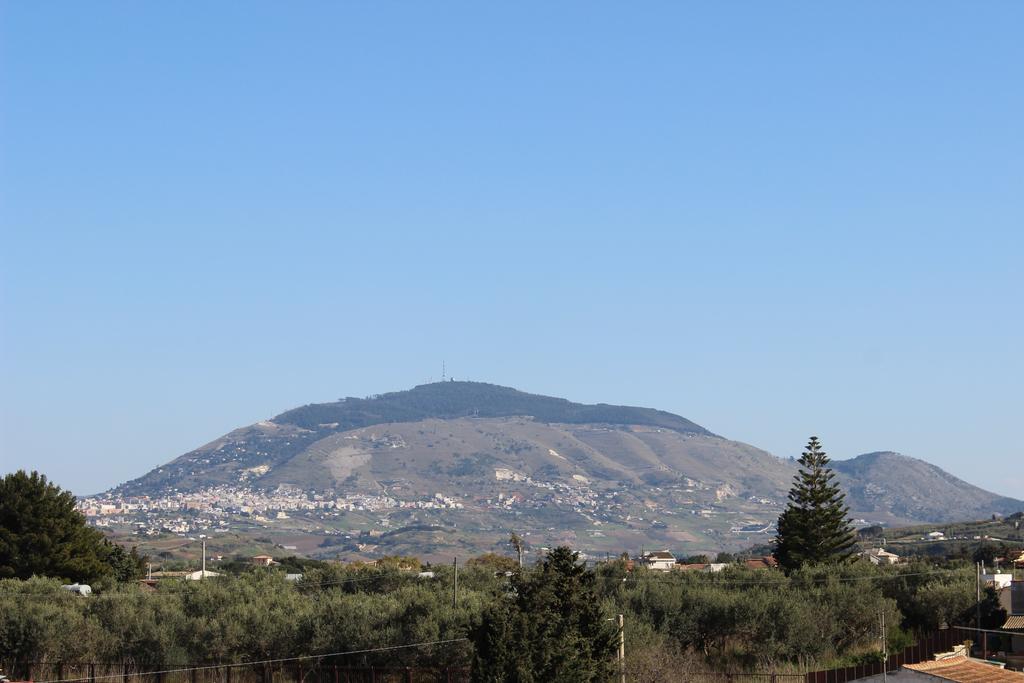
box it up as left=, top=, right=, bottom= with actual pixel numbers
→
left=0, top=471, right=142, bottom=583
left=274, top=381, right=710, bottom=435
left=0, top=546, right=985, bottom=679
left=104, top=542, right=146, bottom=583
left=774, top=438, right=857, bottom=571
left=470, top=547, right=616, bottom=682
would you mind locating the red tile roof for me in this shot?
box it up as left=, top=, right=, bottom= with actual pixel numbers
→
left=743, top=557, right=779, bottom=570
left=903, top=654, right=1024, bottom=681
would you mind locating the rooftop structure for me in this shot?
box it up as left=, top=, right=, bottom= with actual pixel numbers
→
left=902, top=652, right=1023, bottom=681
left=861, top=547, right=900, bottom=565
left=743, top=556, right=779, bottom=570
left=641, top=550, right=676, bottom=572
left=186, top=570, right=221, bottom=580
left=675, top=562, right=727, bottom=573
left=983, top=573, right=1015, bottom=590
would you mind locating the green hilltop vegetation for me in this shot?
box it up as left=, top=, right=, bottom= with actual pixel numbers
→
left=274, top=381, right=713, bottom=435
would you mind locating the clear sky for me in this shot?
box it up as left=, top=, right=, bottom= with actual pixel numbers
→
left=1, top=3, right=1021, bottom=498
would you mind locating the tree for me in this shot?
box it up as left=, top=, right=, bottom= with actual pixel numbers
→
left=0, top=470, right=114, bottom=583
left=470, top=546, right=617, bottom=682
left=104, top=541, right=146, bottom=582
left=466, top=553, right=519, bottom=574
left=372, top=555, right=422, bottom=572
left=509, top=532, right=524, bottom=568
left=972, top=545, right=999, bottom=566
left=773, top=437, right=856, bottom=571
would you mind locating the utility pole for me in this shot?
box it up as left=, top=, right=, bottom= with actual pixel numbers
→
left=617, top=613, right=625, bottom=683
left=196, top=535, right=208, bottom=579
left=981, top=558, right=989, bottom=658
left=881, top=610, right=888, bottom=683
left=452, top=557, right=458, bottom=609
left=976, top=561, right=982, bottom=654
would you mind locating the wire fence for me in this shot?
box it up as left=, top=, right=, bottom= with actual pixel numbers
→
left=5, top=630, right=970, bottom=683
left=6, top=664, right=814, bottom=683
left=678, top=674, right=804, bottom=682
left=5, top=662, right=471, bottom=683
left=4, top=640, right=472, bottom=683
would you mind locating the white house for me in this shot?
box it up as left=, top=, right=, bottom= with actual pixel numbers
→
left=186, top=570, right=221, bottom=580
left=982, top=572, right=1014, bottom=590
left=641, top=550, right=676, bottom=572
left=860, top=548, right=900, bottom=565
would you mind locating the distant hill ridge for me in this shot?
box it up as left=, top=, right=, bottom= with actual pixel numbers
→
left=831, top=451, right=1023, bottom=523
left=273, top=381, right=714, bottom=435
left=111, top=381, right=1022, bottom=532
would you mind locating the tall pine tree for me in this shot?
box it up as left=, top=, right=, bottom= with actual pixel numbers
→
left=773, top=437, right=856, bottom=571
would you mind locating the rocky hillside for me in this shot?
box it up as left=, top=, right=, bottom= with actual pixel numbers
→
left=114, top=381, right=719, bottom=495
left=111, top=382, right=1021, bottom=536
left=832, top=451, right=1022, bottom=524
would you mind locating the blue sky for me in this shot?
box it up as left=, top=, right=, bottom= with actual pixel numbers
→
left=1, top=3, right=1021, bottom=498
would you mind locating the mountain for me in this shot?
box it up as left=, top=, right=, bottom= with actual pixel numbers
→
left=832, top=451, right=1022, bottom=524
left=105, top=382, right=1022, bottom=560
left=277, top=382, right=713, bottom=435
left=115, top=381, right=719, bottom=495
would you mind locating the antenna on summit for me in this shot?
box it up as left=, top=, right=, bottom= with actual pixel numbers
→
left=442, top=361, right=446, bottom=382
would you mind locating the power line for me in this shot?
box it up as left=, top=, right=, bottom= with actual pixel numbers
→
left=34, top=638, right=470, bottom=683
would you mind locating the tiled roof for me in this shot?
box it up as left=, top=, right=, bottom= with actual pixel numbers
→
left=646, top=551, right=675, bottom=560
left=904, top=655, right=1024, bottom=681
left=743, top=557, right=779, bottom=569
left=1003, top=615, right=1024, bottom=630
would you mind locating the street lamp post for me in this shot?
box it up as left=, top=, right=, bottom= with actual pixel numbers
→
left=617, top=614, right=625, bottom=683
left=606, top=614, right=625, bottom=683
left=199, top=534, right=207, bottom=579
